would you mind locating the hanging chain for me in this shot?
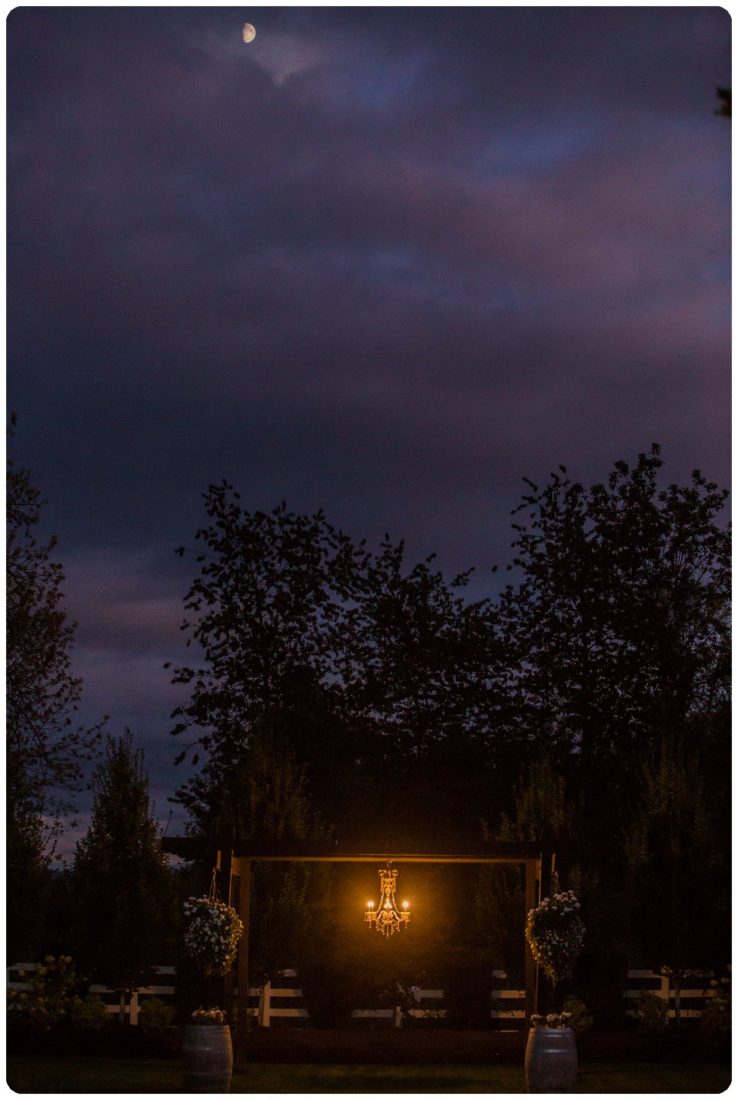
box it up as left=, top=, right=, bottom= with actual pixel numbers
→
left=208, top=866, right=219, bottom=902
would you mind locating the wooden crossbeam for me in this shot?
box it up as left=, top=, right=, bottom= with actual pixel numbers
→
left=162, top=837, right=544, bottom=863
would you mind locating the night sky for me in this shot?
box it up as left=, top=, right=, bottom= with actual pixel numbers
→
left=7, top=7, right=730, bottom=853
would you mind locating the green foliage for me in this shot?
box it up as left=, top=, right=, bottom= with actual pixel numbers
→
left=636, top=990, right=668, bottom=1032
left=498, top=755, right=572, bottom=846
left=8, top=956, right=83, bottom=1031
left=624, top=735, right=729, bottom=974
left=476, top=755, right=573, bottom=984
left=138, top=998, right=176, bottom=1029
left=67, top=995, right=109, bottom=1030
left=474, top=863, right=525, bottom=985
left=7, top=812, right=51, bottom=964
left=700, top=973, right=731, bottom=1036
left=70, top=731, right=175, bottom=993
left=562, top=995, right=593, bottom=1035
left=182, top=728, right=332, bottom=977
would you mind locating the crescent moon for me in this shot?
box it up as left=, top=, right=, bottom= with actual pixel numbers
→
left=242, top=22, right=256, bottom=44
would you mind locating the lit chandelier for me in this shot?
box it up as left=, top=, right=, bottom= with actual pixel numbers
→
left=364, top=864, right=411, bottom=937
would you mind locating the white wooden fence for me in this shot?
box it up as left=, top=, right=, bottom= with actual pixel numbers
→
left=491, top=969, right=720, bottom=1025
left=7, top=964, right=178, bottom=1025
left=7, top=965, right=719, bottom=1027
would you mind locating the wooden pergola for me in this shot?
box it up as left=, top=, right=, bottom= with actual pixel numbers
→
left=163, top=837, right=555, bottom=1066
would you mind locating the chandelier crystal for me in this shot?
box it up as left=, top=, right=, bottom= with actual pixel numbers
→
left=364, top=864, right=411, bottom=937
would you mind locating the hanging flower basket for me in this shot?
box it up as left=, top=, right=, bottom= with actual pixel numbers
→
left=183, top=896, right=244, bottom=977
left=525, top=889, right=585, bottom=985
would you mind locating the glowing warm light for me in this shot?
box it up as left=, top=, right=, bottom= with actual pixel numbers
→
left=364, top=864, right=411, bottom=937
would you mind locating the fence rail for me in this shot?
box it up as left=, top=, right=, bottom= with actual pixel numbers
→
left=8, top=964, right=719, bottom=1027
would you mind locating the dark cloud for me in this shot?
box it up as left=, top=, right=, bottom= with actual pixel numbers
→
left=8, top=7, right=730, bottom=857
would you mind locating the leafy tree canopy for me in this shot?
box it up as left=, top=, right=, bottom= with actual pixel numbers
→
left=498, top=444, right=729, bottom=829
left=7, top=417, right=103, bottom=834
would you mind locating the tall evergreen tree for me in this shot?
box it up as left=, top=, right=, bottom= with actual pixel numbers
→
left=476, top=755, right=573, bottom=984
left=71, top=731, right=173, bottom=1011
left=624, top=734, right=729, bottom=986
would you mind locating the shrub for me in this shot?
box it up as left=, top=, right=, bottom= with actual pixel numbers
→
left=636, top=990, right=668, bottom=1032
left=701, top=973, right=731, bottom=1036
left=300, top=963, right=360, bottom=1027
left=67, top=995, right=109, bottom=1030
left=562, top=995, right=593, bottom=1034
left=8, top=956, right=82, bottom=1030
left=139, top=997, right=176, bottom=1029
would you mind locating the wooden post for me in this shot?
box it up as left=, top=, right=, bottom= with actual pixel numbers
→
left=535, top=849, right=556, bottom=1014
left=234, top=858, right=251, bottom=1071
left=257, top=980, right=271, bottom=1028
left=539, top=847, right=552, bottom=901
left=524, top=859, right=537, bottom=1022
left=220, top=848, right=235, bottom=1018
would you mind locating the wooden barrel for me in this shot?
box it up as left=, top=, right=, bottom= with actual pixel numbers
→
left=182, top=1024, right=233, bottom=1092
left=524, top=1026, right=577, bottom=1092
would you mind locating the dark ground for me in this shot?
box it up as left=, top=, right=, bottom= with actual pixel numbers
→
left=8, top=1023, right=730, bottom=1066
left=243, top=1026, right=730, bottom=1065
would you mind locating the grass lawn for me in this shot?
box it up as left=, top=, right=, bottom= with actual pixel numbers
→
left=7, top=1056, right=731, bottom=1093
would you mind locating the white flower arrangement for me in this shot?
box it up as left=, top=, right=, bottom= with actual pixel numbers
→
left=530, top=1012, right=573, bottom=1029
left=183, top=896, right=244, bottom=977
left=190, top=1006, right=228, bottom=1025
left=526, top=889, right=585, bottom=985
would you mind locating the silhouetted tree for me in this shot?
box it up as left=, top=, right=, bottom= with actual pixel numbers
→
left=71, top=731, right=173, bottom=1015
left=7, top=418, right=103, bottom=957
left=475, top=755, right=573, bottom=985
left=169, top=486, right=508, bottom=844
left=168, top=490, right=361, bottom=819
left=624, top=733, right=729, bottom=1021
left=715, top=86, right=731, bottom=117
left=486, top=447, right=729, bottom=1019
left=498, top=444, right=730, bottom=842
left=331, top=533, right=509, bottom=843
left=181, top=725, right=332, bottom=977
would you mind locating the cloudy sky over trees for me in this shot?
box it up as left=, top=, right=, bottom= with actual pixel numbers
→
left=7, top=7, right=730, bottom=845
